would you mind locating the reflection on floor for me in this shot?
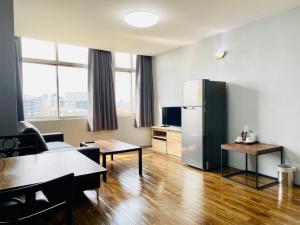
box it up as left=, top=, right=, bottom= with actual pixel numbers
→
left=73, top=149, right=300, bottom=225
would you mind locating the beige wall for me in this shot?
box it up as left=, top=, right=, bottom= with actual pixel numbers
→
left=31, top=116, right=151, bottom=147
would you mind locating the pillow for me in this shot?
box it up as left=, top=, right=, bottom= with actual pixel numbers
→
left=18, top=121, right=48, bottom=152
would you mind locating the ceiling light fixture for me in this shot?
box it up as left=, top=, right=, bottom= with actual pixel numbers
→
left=124, top=11, right=159, bottom=28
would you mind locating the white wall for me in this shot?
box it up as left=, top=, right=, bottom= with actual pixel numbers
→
left=0, top=0, right=18, bottom=136
left=31, top=117, right=151, bottom=147
left=153, top=7, right=300, bottom=183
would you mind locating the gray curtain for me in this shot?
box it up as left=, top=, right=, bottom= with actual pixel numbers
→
left=15, top=36, right=24, bottom=121
left=135, top=55, right=154, bottom=128
left=87, top=49, right=118, bottom=131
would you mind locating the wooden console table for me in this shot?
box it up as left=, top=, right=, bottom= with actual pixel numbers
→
left=151, top=126, right=182, bottom=158
left=221, top=143, right=283, bottom=190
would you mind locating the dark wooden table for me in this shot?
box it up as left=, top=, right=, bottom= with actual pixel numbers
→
left=81, top=139, right=142, bottom=182
left=0, top=150, right=107, bottom=191
left=221, top=143, right=283, bottom=189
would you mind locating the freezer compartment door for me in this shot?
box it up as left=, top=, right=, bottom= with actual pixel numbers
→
left=182, top=107, right=203, bottom=169
left=184, top=80, right=203, bottom=106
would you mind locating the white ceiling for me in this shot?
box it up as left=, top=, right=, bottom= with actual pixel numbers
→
left=14, top=0, right=300, bottom=56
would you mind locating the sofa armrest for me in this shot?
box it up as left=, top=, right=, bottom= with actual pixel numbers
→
left=77, top=147, right=100, bottom=164
left=43, top=132, right=64, bottom=143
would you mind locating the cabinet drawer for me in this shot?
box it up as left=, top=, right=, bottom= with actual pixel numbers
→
left=152, top=139, right=167, bottom=154
left=152, top=139, right=160, bottom=151
left=167, top=131, right=181, bottom=142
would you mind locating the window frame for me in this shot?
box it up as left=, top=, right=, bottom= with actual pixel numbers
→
left=112, top=53, right=136, bottom=116
left=22, top=41, right=88, bottom=120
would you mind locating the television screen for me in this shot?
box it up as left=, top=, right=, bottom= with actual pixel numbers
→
left=162, top=107, right=181, bottom=127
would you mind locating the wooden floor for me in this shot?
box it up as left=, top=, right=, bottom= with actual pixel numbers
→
left=73, top=149, right=300, bottom=225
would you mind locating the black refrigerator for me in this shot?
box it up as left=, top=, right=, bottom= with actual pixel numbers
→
left=182, top=79, right=227, bottom=170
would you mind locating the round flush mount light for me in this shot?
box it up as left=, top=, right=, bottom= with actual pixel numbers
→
left=124, top=11, right=159, bottom=28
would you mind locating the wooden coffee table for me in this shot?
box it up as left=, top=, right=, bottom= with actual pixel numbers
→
left=80, top=139, right=142, bottom=182
left=221, top=143, right=283, bottom=189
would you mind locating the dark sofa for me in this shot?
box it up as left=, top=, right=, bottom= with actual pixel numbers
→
left=17, top=121, right=101, bottom=193
left=43, top=132, right=100, bottom=164
left=18, top=121, right=99, bottom=164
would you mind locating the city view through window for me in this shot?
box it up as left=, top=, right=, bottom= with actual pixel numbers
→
left=22, top=38, right=136, bottom=119
left=22, top=38, right=88, bottom=118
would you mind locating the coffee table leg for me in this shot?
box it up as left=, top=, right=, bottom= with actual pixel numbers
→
left=138, top=148, right=142, bottom=176
left=102, top=153, right=107, bottom=182
left=245, top=153, right=248, bottom=174
left=111, top=154, right=114, bottom=161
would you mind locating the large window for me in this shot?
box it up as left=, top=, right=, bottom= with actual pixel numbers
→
left=114, top=53, right=136, bottom=114
left=22, top=37, right=136, bottom=119
left=22, top=38, right=88, bottom=119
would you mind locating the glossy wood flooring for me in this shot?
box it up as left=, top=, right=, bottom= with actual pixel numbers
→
left=73, top=149, right=300, bottom=225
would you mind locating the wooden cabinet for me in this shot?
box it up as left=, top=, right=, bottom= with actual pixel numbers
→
left=151, top=126, right=182, bottom=158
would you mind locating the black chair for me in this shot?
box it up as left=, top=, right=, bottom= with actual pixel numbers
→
left=0, top=173, right=74, bottom=225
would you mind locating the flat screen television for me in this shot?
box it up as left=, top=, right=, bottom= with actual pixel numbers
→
left=162, top=107, right=181, bottom=127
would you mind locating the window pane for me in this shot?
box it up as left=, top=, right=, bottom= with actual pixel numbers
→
left=115, top=53, right=131, bottom=69
left=22, top=38, right=55, bottom=60
left=132, top=54, right=137, bottom=69
left=23, top=63, right=58, bottom=118
left=58, top=66, right=88, bottom=117
left=58, top=44, right=88, bottom=64
left=115, top=72, right=131, bottom=114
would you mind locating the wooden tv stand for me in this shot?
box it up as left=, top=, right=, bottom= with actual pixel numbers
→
left=151, top=126, right=182, bottom=158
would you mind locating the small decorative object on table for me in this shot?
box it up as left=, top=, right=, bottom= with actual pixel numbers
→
left=235, top=125, right=257, bottom=144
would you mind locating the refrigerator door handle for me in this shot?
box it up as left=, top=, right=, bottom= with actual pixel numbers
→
left=183, top=106, right=199, bottom=110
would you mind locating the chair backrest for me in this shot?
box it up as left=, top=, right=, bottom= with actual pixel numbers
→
left=0, top=134, right=39, bottom=158
left=0, top=173, right=74, bottom=225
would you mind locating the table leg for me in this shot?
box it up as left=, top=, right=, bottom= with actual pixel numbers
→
left=111, top=154, right=114, bottom=161
left=96, top=189, right=99, bottom=200
left=221, top=148, right=223, bottom=176
left=66, top=208, right=72, bottom=225
left=102, top=153, right=107, bottom=182
left=245, top=154, right=248, bottom=174
left=256, top=155, right=259, bottom=189
left=138, top=148, right=142, bottom=176
left=281, top=149, right=283, bottom=164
